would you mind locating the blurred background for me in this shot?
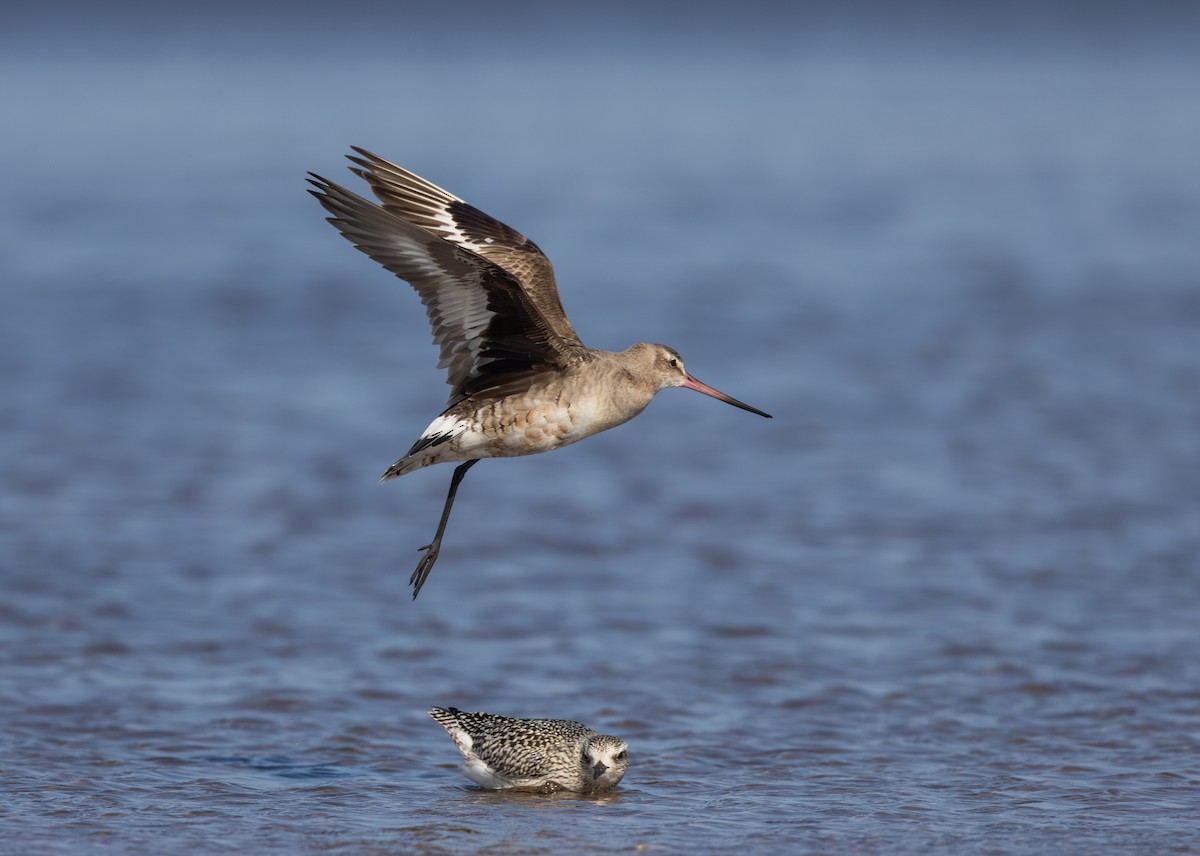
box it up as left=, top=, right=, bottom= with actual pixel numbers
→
left=3, top=2, right=1199, bottom=852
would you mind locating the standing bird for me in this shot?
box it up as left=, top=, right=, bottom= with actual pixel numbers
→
left=308, top=149, right=770, bottom=598
left=428, top=706, right=629, bottom=793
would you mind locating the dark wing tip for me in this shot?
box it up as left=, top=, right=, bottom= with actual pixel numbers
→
left=304, top=174, right=346, bottom=219
left=348, top=145, right=383, bottom=165
left=429, top=706, right=464, bottom=726
left=306, top=173, right=335, bottom=195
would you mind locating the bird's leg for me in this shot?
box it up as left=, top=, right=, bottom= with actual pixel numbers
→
left=410, top=459, right=478, bottom=599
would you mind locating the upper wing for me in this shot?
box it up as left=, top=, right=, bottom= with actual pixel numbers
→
left=344, top=148, right=584, bottom=350
left=308, top=172, right=582, bottom=401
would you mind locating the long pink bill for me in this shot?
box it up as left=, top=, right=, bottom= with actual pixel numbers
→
left=681, top=374, right=772, bottom=418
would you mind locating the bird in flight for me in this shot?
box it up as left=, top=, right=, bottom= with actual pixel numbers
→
left=308, top=149, right=770, bottom=599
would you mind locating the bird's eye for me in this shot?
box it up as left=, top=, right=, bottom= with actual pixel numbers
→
left=668, top=358, right=678, bottom=368
left=616, top=750, right=627, bottom=761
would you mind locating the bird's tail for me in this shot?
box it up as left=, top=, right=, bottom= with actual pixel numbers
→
left=382, top=422, right=464, bottom=482
left=380, top=455, right=425, bottom=483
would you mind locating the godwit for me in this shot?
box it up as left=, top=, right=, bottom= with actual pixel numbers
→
left=308, top=149, right=770, bottom=599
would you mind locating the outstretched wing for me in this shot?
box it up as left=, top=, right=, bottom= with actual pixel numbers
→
left=308, top=172, right=583, bottom=401
left=344, top=148, right=584, bottom=350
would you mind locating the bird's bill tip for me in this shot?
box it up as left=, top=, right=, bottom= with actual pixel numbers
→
left=681, top=374, right=772, bottom=418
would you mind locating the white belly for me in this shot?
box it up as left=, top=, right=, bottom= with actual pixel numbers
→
left=462, top=758, right=516, bottom=789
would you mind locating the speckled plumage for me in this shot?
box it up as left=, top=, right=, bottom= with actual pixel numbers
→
left=429, top=707, right=629, bottom=793
left=308, top=150, right=771, bottom=598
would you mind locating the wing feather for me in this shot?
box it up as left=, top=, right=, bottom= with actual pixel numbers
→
left=308, top=172, right=583, bottom=401
left=345, top=148, right=584, bottom=349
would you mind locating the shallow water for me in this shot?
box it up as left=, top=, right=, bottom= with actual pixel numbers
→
left=3, top=4, right=1200, bottom=853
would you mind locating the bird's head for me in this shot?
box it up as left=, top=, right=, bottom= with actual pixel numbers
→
left=628, top=343, right=771, bottom=418
left=580, top=735, right=629, bottom=792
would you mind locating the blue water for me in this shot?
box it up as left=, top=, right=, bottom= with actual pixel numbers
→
left=3, top=4, right=1200, bottom=852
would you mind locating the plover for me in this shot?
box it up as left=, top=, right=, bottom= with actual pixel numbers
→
left=428, top=706, right=629, bottom=793
left=308, top=150, right=770, bottom=598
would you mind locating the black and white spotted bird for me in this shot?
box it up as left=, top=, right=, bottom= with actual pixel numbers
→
left=429, top=707, right=629, bottom=793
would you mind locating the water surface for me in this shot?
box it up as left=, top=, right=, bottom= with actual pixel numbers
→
left=3, top=5, right=1200, bottom=852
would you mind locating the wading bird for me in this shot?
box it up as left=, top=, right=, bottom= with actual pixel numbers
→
left=308, top=149, right=770, bottom=598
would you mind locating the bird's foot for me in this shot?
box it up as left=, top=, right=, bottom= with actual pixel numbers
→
left=410, top=543, right=439, bottom=599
